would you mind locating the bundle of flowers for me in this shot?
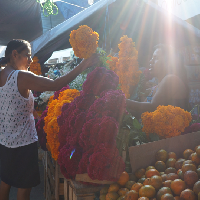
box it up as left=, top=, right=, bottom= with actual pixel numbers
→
left=69, top=25, right=99, bottom=59
left=57, top=67, right=126, bottom=181
left=29, top=56, right=42, bottom=75
left=35, top=86, right=69, bottom=151
left=106, top=35, right=141, bottom=98
left=43, top=89, right=80, bottom=160
left=141, top=105, right=192, bottom=139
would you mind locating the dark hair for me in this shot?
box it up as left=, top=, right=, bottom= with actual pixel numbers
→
left=0, top=39, right=31, bottom=65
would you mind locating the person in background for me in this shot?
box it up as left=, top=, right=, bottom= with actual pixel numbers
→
left=0, top=39, right=99, bottom=200
left=126, top=44, right=189, bottom=116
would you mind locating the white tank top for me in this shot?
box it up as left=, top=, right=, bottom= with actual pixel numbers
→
left=0, top=70, right=38, bottom=148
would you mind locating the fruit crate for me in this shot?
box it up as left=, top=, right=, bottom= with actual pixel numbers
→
left=44, top=151, right=65, bottom=200
left=129, top=131, right=200, bottom=172
left=64, top=179, right=104, bottom=200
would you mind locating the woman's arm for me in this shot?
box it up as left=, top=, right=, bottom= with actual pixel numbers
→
left=18, top=54, right=99, bottom=92
left=126, top=74, right=187, bottom=115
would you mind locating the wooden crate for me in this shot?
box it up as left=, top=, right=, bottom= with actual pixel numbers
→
left=44, top=151, right=65, bottom=200
left=64, top=179, right=105, bottom=200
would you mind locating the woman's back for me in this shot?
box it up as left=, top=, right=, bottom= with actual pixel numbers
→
left=0, top=70, right=37, bottom=147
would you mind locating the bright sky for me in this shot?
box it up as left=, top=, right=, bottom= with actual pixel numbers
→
left=158, top=0, right=200, bottom=20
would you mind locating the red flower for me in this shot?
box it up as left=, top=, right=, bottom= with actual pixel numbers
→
left=87, top=144, right=125, bottom=181
left=77, top=148, right=94, bottom=174
left=58, top=144, right=82, bottom=179
left=82, top=67, right=119, bottom=96
left=36, top=108, right=48, bottom=151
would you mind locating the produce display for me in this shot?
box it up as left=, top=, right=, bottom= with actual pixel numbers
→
left=100, top=146, right=200, bottom=200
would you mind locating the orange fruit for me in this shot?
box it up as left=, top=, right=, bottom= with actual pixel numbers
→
left=175, top=159, right=185, bottom=170
left=138, top=197, right=149, bottom=200
left=118, top=188, right=129, bottom=196
left=135, top=169, right=146, bottom=179
left=139, top=185, right=156, bottom=198
left=180, top=189, right=196, bottom=200
left=166, top=173, right=179, bottom=181
left=197, top=168, right=200, bottom=178
left=124, top=190, right=138, bottom=200
left=190, top=152, right=200, bottom=165
left=155, top=161, right=166, bottom=172
left=138, top=178, right=146, bottom=184
left=183, top=170, right=198, bottom=188
left=160, top=172, right=165, bottom=176
left=143, top=178, right=151, bottom=185
left=178, top=170, right=184, bottom=180
left=165, top=167, right=177, bottom=174
left=157, top=187, right=173, bottom=200
left=118, top=172, right=129, bottom=186
left=160, top=193, right=174, bottom=200
left=131, top=183, right=143, bottom=192
left=195, top=145, right=200, bottom=151
left=166, top=158, right=176, bottom=168
left=162, top=180, right=172, bottom=188
left=171, top=179, right=186, bottom=195
left=156, top=149, right=168, bottom=163
left=108, top=183, right=120, bottom=192
left=146, top=166, right=155, bottom=171
left=182, top=164, right=197, bottom=174
left=161, top=174, right=167, bottom=182
left=145, top=169, right=160, bottom=178
left=177, top=169, right=181, bottom=175
left=168, top=152, right=177, bottom=160
left=183, top=149, right=194, bottom=160
left=125, top=181, right=136, bottom=190
left=183, top=160, right=194, bottom=165
left=193, top=180, right=200, bottom=195
left=100, top=194, right=106, bottom=200
left=149, top=175, right=163, bottom=191
left=117, top=197, right=125, bottom=200
left=174, top=196, right=180, bottom=200
left=106, top=192, right=119, bottom=200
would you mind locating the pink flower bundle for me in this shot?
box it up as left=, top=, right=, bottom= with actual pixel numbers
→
left=36, top=108, right=48, bottom=151
left=57, top=67, right=126, bottom=181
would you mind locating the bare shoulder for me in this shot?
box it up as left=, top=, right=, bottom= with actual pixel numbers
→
left=160, top=74, right=185, bottom=88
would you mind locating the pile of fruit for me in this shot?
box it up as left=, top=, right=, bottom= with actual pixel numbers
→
left=100, top=146, right=200, bottom=200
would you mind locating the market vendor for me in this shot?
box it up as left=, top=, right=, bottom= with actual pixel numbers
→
left=0, top=39, right=99, bottom=200
left=126, top=44, right=189, bottom=116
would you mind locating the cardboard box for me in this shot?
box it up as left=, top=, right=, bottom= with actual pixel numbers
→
left=129, top=131, right=200, bottom=173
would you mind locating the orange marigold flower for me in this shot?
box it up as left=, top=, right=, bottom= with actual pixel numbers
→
left=69, top=25, right=99, bottom=59
left=44, top=89, right=80, bottom=160
left=107, top=35, right=141, bottom=98
left=141, top=105, right=192, bottom=139
left=29, top=56, right=42, bottom=75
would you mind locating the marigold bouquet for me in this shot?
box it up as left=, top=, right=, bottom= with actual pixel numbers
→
left=141, top=105, right=192, bottom=139
left=69, top=25, right=99, bottom=59
left=106, top=35, right=141, bottom=98
left=29, top=56, right=42, bottom=75
left=44, top=89, right=80, bottom=160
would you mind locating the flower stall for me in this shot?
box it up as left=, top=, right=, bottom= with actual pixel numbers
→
left=33, top=25, right=200, bottom=200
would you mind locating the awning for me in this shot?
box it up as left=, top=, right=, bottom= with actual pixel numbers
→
left=30, top=0, right=200, bottom=64
left=0, top=0, right=43, bottom=46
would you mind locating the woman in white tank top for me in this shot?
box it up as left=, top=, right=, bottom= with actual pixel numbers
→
left=0, top=39, right=99, bottom=200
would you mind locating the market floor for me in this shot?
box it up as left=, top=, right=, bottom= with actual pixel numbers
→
left=0, top=160, right=45, bottom=200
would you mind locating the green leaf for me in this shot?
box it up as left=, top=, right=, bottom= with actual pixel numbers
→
left=132, top=118, right=141, bottom=130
